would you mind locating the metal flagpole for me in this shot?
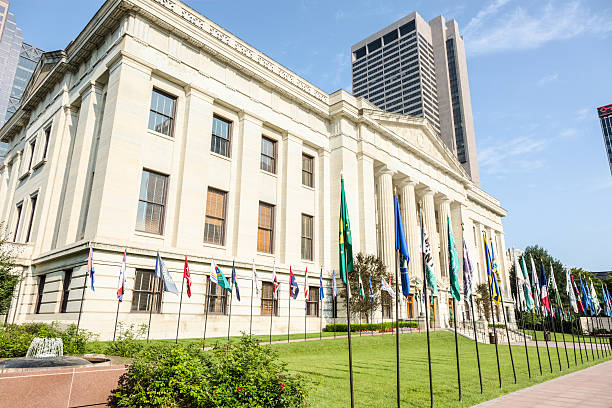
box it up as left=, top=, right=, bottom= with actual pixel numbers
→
left=452, top=298, right=462, bottom=401
left=249, top=263, right=254, bottom=337
left=587, top=316, right=599, bottom=359
left=394, top=250, right=401, bottom=408
left=419, top=208, right=434, bottom=407
left=571, top=314, right=582, bottom=365
left=519, top=309, right=531, bottom=378
left=549, top=312, right=562, bottom=371
left=319, top=292, right=322, bottom=341
left=579, top=315, right=590, bottom=362
left=531, top=309, right=543, bottom=374
left=227, top=283, right=233, bottom=342
left=584, top=316, right=594, bottom=360
left=112, top=300, right=121, bottom=341
left=498, top=288, right=516, bottom=383
left=345, top=279, right=355, bottom=408
left=288, top=284, right=291, bottom=343
left=175, top=275, right=185, bottom=344
left=486, top=265, right=502, bottom=387
left=541, top=309, right=553, bottom=372
left=203, top=276, right=210, bottom=347
left=559, top=311, right=570, bottom=368
left=76, top=269, right=88, bottom=333
left=333, top=296, right=337, bottom=339
left=269, top=287, right=274, bottom=345
left=595, top=315, right=609, bottom=355
left=593, top=315, right=606, bottom=356
left=469, top=295, right=483, bottom=393
left=146, top=285, right=154, bottom=342
left=305, top=294, right=307, bottom=342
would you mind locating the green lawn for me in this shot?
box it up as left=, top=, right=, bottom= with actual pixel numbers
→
left=268, top=331, right=611, bottom=407
left=526, top=329, right=611, bottom=345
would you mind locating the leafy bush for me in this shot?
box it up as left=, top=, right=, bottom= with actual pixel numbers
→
left=102, top=323, right=148, bottom=357
left=325, top=321, right=418, bottom=332
left=490, top=324, right=506, bottom=329
left=0, top=322, right=94, bottom=358
left=109, top=335, right=308, bottom=408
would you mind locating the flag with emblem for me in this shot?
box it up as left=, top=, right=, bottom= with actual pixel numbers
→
left=447, top=217, right=460, bottom=301
left=339, top=177, right=353, bottom=286
left=183, top=256, right=192, bottom=298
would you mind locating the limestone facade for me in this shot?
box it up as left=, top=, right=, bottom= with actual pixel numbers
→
left=0, top=0, right=511, bottom=340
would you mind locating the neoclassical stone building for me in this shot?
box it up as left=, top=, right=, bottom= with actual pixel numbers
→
left=0, top=0, right=511, bottom=340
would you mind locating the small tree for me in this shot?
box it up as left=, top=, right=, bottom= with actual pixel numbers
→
left=0, top=225, right=18, bottom=316
left=475, top=283, right=490, bottom=320
left=339, top=253, right=388, bottom=322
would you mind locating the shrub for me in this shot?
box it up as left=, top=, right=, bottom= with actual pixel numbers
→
left=0, top=322, right=94, bottom=358
left=325, top=321, right=418, bottom=332
left=102, top=323, right=148, bottom=357
left=109, top=335, right=308, bottom=408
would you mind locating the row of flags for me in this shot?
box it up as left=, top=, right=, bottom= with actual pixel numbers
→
left=513, top=251, right=612, bottom=319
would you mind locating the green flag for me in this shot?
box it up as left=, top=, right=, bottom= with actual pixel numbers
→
left=447, top=217, right=460, bottom=301
left=358, top=273, right=365, bottom=299
left=339, top=177, right=353, bottom=285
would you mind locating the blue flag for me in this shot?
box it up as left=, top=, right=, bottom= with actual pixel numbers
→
left=579, top=277, right=592, bottom=315
left=155, top=252, right=178, bottom=295
left=332, top=269, right=337, bottom=298
left=290, top=267, right=299, bottom=299
left=319, top=268, right=325, bottom=300
left=232, top=261, right=240, bottom=302
left=87, top=247, right=95, bottom=292
left=394, top=196, right=410, bottom=297
left=369, top=274, right=374, bottom=302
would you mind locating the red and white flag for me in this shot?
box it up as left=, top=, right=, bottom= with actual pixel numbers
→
left=272, top=263, right=279, bottom=296
left=183, top=256, right=192, bottom=298
left=304, top=267, right=309, bottom=299
left=117, top=250, right=127, bottom=301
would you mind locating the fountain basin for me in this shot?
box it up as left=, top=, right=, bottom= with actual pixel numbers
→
left=0, top=356, right=92, bottom=370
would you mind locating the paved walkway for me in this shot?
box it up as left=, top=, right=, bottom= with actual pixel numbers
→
left=474, top=360, right=612, bottom=408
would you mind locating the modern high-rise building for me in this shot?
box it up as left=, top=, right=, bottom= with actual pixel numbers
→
left=0, top=1, right=42, bottom=161
left=351, top=13, right=480, bottom=185
left=597, top=104, right=612, bottom=176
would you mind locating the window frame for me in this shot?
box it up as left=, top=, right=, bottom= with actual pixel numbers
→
left=59, top=270, right=72, bottom=313
left=148, top=88, right=177, bottom=137
left=260, top=281, right=279, bottom=316
left=205, top=276, right=229, bottom=315
left=34, top=275, right=46, bottom=314
left=302, top=153, right=314, bottom=187
left=136, top=169, right=169, bottom=235
left=13, top=202, right=23, bottom=242
left=42, top=125, right=51, bottom=159
left=306, top=285, right=320, bottom=316
left=382, top=291, right=392, bottom=319
left=257, top=201, right=275, bottom=254
left=301, top=213, right=313, bottom=261
left=131, top=269, right=164, bottom=313
left=260, top=136, right=277, bottom=174
left=203, top=187, right=228, bottom=246
left=27, top=138, right=36, bottom=171
left=25, top=193, right=37, bottom=243
left=210, top=115, right=232, bottom=157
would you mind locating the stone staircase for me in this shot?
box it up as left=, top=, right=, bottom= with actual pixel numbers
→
left=453, top=323, right=532, bottom=344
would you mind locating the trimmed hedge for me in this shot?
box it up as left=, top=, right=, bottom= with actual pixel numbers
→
left=490, top=324, right=506, bottom=329
left=325, top=321, right=418, bottom=333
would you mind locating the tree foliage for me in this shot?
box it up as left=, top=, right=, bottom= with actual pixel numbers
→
left=339, top=253, right=388, bottom=322
left=0, top=225, right=19, bottom=315
left=475, top=283, right=490, bottom=319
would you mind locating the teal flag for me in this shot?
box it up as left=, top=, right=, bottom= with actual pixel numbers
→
left=447, top=217, right=460, bottom=301
left=339, top=178, right=354, bottom=285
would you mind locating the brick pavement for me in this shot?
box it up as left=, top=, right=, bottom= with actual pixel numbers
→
left=473, top=360, right=612, bottom=408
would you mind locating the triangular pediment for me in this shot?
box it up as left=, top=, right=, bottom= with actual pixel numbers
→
left=21, top=50, right=65, bottom=103
left=362, top=108, right=469, bottom=179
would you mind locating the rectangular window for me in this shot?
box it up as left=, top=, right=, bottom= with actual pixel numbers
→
left=204, top=188, right=227, bottom=245
left=211, top=116, right=231, bottom=157
left=60, top=270, right=72, bottom=313
left=306, top=286, right=319, bottom=316
left=25, top=194, right=37, bottom=242
left=302, top=154, right=314, bottom=187
left=382, top=291, right=392, bottom=319
left=42, top=126, right=51, bottom=159
left=257, top=202, right=274, bottom=253
left=34, top=275, right=46, bottom=314
left=206, top=276, right=228, bottom=314
left=27, top=139, right=36, bottom=171
left=131, top=270, right=163, bottom=313
left=148, top=89, right=176, bottom=137
left=261, top=281, right=278, bottom=315
left=136, top=170, right=168, bottom=234
left=301, top=214, right=313, bottom=261
left=13, top=203, right=22, bottom=242
left=260, top=137, right=276, bottom=173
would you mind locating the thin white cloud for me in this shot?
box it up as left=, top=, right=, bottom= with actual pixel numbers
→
left=478, top=135, right=548, bottom=174
left=464, top=1, right=612, bottom=56
left=536, top=73, right=558, bottom=86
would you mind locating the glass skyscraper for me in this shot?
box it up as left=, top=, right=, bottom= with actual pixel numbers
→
left=597, top=104, right=612, bottom=176
left=0, top=1, right=42, bottom=161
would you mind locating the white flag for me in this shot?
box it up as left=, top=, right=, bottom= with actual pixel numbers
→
left=210, top=259, right=219, bottom=286
left=252, top=261, right=260, bottom=297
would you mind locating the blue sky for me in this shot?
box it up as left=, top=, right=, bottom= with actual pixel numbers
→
left=10, top=0, right=612, bottom=270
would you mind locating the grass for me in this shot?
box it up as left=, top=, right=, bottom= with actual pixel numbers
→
left=267, top=330, right=611, bottom=407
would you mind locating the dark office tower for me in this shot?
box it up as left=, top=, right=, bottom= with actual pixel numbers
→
left=6, top=42, right=43, bottom=121
left=597, top=104, right=612, bottom=176
left=351, top=13, right=480, bottom=185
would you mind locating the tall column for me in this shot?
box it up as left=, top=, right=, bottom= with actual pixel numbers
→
left=376, top=169, right=394, bottom=274
left=437, top=198, right=451, bottom=279
left=422, top=188, right=441, bottom=280
left=317, top=149, right=331, bottom=269
left=399, top=180, right=421, bottom=281
left=0, top=164, right=8, bottom=224
left=2, top=152, right=22, bottom=226
left=357, top=154, right=377, bottom=255
left=280, top=133, right=302, bottom=264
